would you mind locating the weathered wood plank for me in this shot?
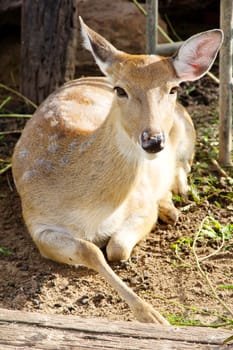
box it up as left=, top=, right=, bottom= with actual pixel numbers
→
left=1, top=322, right=228, bottom=350
left=0, top=308, right=232, bottom=350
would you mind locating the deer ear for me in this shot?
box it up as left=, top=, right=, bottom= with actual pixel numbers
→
left=173, top=29, right=223, bottom=82
left=79, top=16, right=120, bottom=76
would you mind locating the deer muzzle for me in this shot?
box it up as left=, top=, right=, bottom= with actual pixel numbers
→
left=141, top=130, right=165, bottom=154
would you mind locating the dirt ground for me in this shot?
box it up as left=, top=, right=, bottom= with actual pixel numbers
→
left=0, top=3, right=232, bottom=326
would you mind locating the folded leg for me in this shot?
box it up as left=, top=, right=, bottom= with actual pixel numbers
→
left=35, top=228, right=169, bottom=325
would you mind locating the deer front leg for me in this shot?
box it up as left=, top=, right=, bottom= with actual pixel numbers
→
left=172, top=161, right=191, bottom=197
left=106, top=229, right=147, bottom=262
left=158, top=191, right=179, bottom=225
left=159, top=161, right=191, bottom=225
left=106, top=206, right=158, bottom=262
left=34, top=228, right=169, bottom=325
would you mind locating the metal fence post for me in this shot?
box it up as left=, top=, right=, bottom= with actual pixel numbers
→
left=146, top=0, right=158, bottom=54
left=219, top=0, right=233, bottom=165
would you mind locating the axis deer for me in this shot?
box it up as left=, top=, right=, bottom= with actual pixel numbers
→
left=12, top=18, right=223, bottom=324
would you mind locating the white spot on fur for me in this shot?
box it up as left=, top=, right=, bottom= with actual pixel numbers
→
left=18, top=149, right=29, bottom=159
left=60, top=156, right=70, bottom=166
left=68, top=139, right=78, bottom=152
left=48, top=134, right=58, bottom=141
left=48, top=142, right=58, bottom=153
left=79, top=134, right=96, bottom=154
left=51, top=119, right=59, bottom=127
left=35, top=159, right=53, bottom=170
left=44, top=110, right=54, bottom=119
left=39, top=104, right=48, bottom=114
left=22, top=169, right=37, bottom=181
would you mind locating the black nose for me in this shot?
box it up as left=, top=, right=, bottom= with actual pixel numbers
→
left=141, top=130, right=165, bottom=153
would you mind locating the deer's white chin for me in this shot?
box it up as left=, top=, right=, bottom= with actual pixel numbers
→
left=142, top=149, right=161, bottom=160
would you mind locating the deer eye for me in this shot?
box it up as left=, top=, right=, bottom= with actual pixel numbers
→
left=169, top=86, right=179, bottom=95
left=114, top=86, right=128, bottom=98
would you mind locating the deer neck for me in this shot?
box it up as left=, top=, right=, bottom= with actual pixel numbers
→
left=90, top=106, right=143, bottom=206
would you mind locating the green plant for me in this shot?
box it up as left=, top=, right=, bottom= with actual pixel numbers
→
left=0, top=84, right=37, bottom=176
left=0, top=83, right=37, bottom=110
left=170, top=215, right=233, bottom=326
left=200, top=217, right=233, bottom=241
left=0, top=247, right=12, bottom=256
left=167, top=314, right=203, bottom=326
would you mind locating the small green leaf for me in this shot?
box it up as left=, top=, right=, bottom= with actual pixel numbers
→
left=217, top=285, right=233, bottom=290
left=0, top=247, right=12, bottom=256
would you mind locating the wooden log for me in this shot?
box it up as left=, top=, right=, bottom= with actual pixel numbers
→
left=219, top=0, right=233, bottom=165
left=20, top=0, right=78, bottom=106
left=0, top=308, right=232, bottom=350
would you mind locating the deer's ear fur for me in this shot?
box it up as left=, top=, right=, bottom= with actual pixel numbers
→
left=173, top=29, right=223, bottom=82
left=79, top=16, right=121, bottom=76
